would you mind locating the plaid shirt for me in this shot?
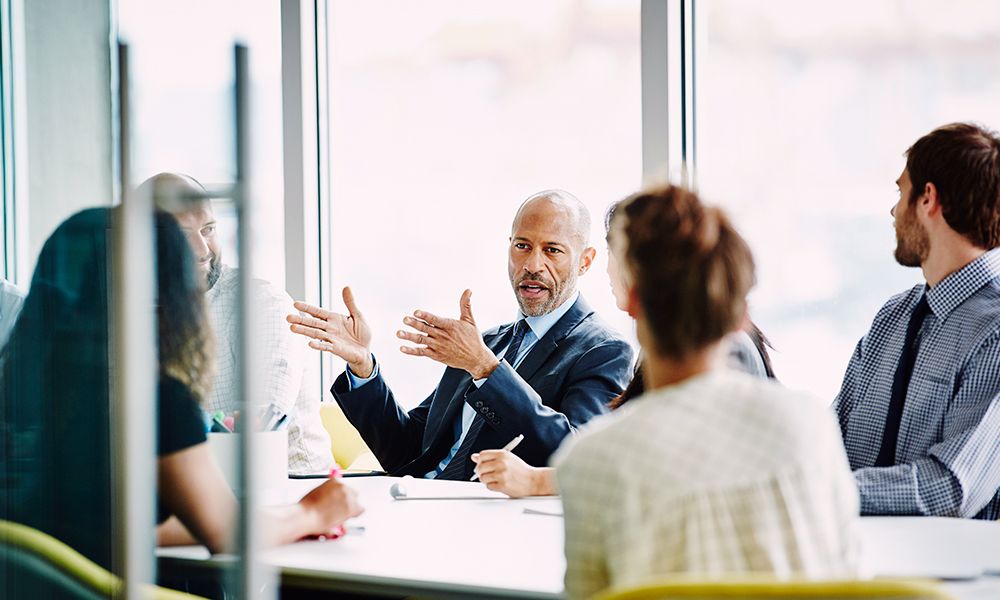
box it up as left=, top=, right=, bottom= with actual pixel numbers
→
left=206, top=265, right=334, bottom=474
left=834, top=248, right=1000, bottom=519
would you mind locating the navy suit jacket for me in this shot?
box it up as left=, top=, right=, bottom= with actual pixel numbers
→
left=331, top=295, right=634, bottom=479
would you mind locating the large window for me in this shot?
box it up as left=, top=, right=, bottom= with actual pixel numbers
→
left=694, top=0, right=1000, bottom=400
left=120, top=0, right=285, bottom=286
left=325, top=0, right=642, bottom=407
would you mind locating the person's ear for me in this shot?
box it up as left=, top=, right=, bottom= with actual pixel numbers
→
left=626, top=285, right=642, bottom=319
left=578, top=246, right=596, bottom=275
left=921, top=182, right=942, bottom=219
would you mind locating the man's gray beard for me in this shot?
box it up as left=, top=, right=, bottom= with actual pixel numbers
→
left=206, top=260, right=222, bottom=290
left=516, top=275, right=577, bottom=317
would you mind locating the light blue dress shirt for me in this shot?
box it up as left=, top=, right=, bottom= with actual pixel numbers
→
left=344, top=291, right=580, bottom=478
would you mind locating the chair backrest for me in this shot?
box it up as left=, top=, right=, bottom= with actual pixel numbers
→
left=320, top=403, right=378, bottom=469
left=591, top=577, right=954, bottom=600
left=1, top=542, right=107, bottom=600
left=0, top=519, right=207, bottom=599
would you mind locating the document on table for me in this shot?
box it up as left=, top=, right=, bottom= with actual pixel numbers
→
left=523, top=507, right=563, bottom=517
left=388, top=477, right=512, bottom=500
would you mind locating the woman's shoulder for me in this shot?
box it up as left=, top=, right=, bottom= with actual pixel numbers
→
left=159, top=374, right=198, bottom=403
left=158, top=375, right=208, bottom=455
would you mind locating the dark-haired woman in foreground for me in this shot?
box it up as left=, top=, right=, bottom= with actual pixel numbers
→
left=553, top=186, right=859, bottom=599
left=0, top=208, right=361, bottom=580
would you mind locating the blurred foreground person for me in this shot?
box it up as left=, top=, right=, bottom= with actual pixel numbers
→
left=0, top=208, right=361, bottom=593
left=553, top=186, right=860, bottom=599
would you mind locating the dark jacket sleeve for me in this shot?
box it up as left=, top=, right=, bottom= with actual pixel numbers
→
left=330, top=372, right=431, bottom=472
left=467, top=339, right=633, bottom=464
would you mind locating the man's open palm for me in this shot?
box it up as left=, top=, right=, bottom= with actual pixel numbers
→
left=288, top=287, right=374, bottom=377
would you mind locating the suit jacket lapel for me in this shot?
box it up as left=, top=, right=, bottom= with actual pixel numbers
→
left=427, top=325, right=514, bottom=446
left=515, top=295, right=593, bottom=381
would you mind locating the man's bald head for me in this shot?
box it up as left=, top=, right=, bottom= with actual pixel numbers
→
left=138, top=173, right=222, bottom=290
left=508, top=189, right=596, bottom=316
left=512, top=189, right=591, bottom=253
left=138, top=172, right=209, bottom=214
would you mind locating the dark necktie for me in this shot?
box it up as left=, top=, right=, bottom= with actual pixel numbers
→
left=874, top=295, right=932, bottom=467
left=437, top=319, right=530, bottom=480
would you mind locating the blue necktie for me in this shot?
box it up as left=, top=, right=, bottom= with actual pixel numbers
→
left=875, top=295, right=931, bottom=467
left=437, top=319, right=529, bottom=480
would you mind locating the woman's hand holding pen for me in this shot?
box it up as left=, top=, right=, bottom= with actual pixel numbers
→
left=299, top=475, right=364, bottom=536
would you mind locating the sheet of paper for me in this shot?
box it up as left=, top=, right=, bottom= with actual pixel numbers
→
left=388, top=477, right=510, bottom=500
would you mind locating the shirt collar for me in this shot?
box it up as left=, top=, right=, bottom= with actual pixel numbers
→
left=926, top=247, right=1000, bottom=319
left=517, top=290, right=580, bottom=341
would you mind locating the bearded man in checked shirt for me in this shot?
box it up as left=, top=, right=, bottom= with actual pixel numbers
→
left=834, top=122, right=1000, bottom=519
left=142, top=173, right=335, bottom=474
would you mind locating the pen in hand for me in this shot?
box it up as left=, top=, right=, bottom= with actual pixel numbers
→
left=471, top=434, right=524, bottom=481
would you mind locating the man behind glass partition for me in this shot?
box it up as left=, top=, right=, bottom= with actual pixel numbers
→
left=834, top=122, right=1000, bottom=519
left=289, top=190, right=634, bottom=481
left=142, top=173, right=334, bottom=474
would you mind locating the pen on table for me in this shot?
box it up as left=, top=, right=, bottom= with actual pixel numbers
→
left=471, top=433, right=524, bottom=481
left=270, top=413, right=289, bottom=431
left=259, top=404, right=285, bottom=431
left=303, top=467, right=356, bottom=541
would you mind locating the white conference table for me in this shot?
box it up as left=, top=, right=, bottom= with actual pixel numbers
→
left=157, top=476, right=1000, bottom=599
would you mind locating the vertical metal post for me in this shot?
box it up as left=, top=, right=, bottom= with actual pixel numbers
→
left=640, top=0, right=671, bottom=187
left=1, top=0, right=28, bottom=282
left=641, top=0, right=696, bottom=188
left=234, top=43, right=277, bottom=600
left=280, top=0, right=318, bottom=303
left=111, top=41, right=157, bottom=598
left=281, top=0, right=330, bottom=394
left=314, top=0, right=334, bottom=392
left=681, top=0, right=697, bottom=190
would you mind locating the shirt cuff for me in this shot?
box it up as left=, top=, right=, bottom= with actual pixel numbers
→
left=345, top=354, right=379, bottom=390
left=472, top=358, right=509, bottom=388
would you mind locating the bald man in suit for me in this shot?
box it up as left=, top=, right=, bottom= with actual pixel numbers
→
left=289, top=190, right=633, bottom=480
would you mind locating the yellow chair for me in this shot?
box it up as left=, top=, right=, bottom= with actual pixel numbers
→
left=591, top=576, right=954, bottom=600
left=320, top=402, right=381, bottom=470
left=0, top=519, right=208, bottom=599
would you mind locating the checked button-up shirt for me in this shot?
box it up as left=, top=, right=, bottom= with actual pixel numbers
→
left=834, top=248, right=1000, bottom=519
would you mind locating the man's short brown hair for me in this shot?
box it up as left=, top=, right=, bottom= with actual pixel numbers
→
left=615, top=185, right=754, bottom=360
left=906, top=122, right=1000, bottom=249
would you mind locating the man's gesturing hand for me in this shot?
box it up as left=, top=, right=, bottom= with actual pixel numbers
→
left=287, top=286, right=374, bottom=378
left=397, top=289, right=500, bottom=380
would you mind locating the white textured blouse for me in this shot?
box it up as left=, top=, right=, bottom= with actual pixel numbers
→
left=553, top=369, right=861, bottom=600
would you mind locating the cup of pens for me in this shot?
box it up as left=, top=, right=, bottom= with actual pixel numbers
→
left=207, top=405, right=289, bottom=491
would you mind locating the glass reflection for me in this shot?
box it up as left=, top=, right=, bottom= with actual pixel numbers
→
left=1, top=207, right=209, bottom=591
